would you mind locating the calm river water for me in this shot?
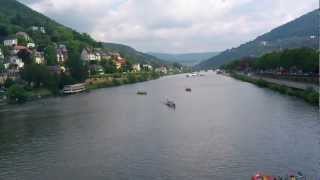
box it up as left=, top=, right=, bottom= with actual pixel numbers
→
left=0, top=72, right=319, bottom=180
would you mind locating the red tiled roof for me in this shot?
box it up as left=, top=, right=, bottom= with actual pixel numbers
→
left=14, top=46, right=32, bottom=53
left=116, top=59, right=126, bottom=65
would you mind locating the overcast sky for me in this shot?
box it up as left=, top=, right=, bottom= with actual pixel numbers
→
left=18, top=0, right=317, bottom=53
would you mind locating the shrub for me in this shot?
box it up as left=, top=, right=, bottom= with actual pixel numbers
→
left=7, top=85, right=28, bottom=103
left=112, top=78, right=122, bottom=86
left=4, top=78, right=15, bottom=88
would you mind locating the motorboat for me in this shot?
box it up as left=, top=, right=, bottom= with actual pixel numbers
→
left=137, top=91, right=147, bottom=95
left=252, top=172, right=277, bottom=180
left=165, top=100, right=176, bottom=109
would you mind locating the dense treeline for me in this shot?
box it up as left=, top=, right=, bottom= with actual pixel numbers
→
left=222, top=48, right=319, bottom=73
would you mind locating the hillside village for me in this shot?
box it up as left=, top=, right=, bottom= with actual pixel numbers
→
left=0, top=28, right=170, bottom=81
left=0, top=25, right=178, bottom=103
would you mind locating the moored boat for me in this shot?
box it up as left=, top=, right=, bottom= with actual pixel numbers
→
left=252, top=172, right=277, bottom=180
left=63, top=83, right=86, bottom=94
left=165, top=100, right=176, bottom=109
left=137, top=91, right=147, bottom=95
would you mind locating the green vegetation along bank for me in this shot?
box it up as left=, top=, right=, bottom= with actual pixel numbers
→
left=86, top=72, right=162, bottom=90
left=230, top=73, right=319, bottom=106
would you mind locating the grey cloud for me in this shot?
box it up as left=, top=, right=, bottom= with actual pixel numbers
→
left=17, top=0, right=318, bottom=53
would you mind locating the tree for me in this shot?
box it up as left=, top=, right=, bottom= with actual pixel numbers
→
left=7, top=85, right=28, bottom=103
left=44, top=44, right=57, bottom=65
left=4, top=78, right=15, bottom=88
left=66, top=40, right=88, bottom=82
left=59, top=73, right=75, bottom=88
left=100, top=59, right=117, bottom=74
left=17, top=36, right=28, bottom=46
left=0, top=62, right=4, bottom=72
left=0, top=24, right=9, bottom=37
left=21, top=64, right=51, bottom=87
left=17, top=49, right=33, bottom=64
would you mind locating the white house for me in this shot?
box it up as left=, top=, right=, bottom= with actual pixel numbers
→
left=132, top=64, right=141, bottom=72
left=142, top=64, right=153, bottom=71
left=11, top=46, right=30, bottom=55
left=8, top=56, right=24, bottom=69
left=155, top=66, right=168, bottom=74
left=34, top=51, right=45, bottom=64
left=31, top=26, right=46, bottom=33
left=4, top=38, right=18, bottom=47
left=56, top=44, right=68, bottom=63
left=81, top=48, right=101, bottom=62
left=27, top=43, right=36, bottom=48
left=0, top=48, right=4, bottom=60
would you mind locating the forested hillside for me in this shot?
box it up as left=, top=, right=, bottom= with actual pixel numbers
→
left=196, top=9, right=319, bottom=69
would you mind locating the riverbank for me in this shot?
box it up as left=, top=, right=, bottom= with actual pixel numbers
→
left=86, top=72, right=161, bottom=90
left=0, top=71, right=171, bottom=105
left=229, top=73, right=319, bottom=106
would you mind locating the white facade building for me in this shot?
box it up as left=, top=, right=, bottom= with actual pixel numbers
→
left=9, top=56, right=24, bottom=69
left=142, top=64, right=153, bottom=71
left=34, top=51, right=45, bottom=64
left=132, top=64, right=141, bottom=72
left=31, top=26, right=46, bottom=33
left=27, top=43, right=36, bottom=48
left=0, top=48, right=4, bottom=60
left=81, top=48, right=101, bottom=62
left=4, top=38, right=18, bottom=47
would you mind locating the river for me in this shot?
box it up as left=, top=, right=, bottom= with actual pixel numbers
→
left=0, top=72, right=319, bottom=179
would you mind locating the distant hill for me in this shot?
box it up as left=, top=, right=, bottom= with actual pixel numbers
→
left=148, top=52, right=220, bottom=66
left=195, top=9, right=319, bottom=69
left=103, top=43, right=168, bottom=67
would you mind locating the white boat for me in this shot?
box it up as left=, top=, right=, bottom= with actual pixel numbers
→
left=63, top=83, right=86, bottom=94
left=165, top=100, right=176, bottom=109
left=186, top=73, right=199, bottom=77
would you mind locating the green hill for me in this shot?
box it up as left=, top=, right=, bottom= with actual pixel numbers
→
left=103, top=42, right=168, bottom=67
left=195, top=9, right=319, bottom=69
left=0, top=0, right=166, bottom=66
left=0, top=0, right=99, bottom=48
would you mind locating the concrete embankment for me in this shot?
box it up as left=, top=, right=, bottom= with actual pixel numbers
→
left=228, top=72, right=319, bottom=106
left=249, top=75, right=319, bottom=92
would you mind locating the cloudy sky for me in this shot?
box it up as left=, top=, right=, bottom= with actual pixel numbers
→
left=18, top=0, right=317, bottom=53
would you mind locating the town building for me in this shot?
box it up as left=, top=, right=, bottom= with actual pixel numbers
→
left=5, top=68, right=20, bottom=80
left=155, top=66, right=168, bottom=74
left=31, top=26, right=46, bottom=33
left=34, top=51, right=45, bottom=64
left=3, top=38, right=18, bottom=47
left=115, top=59, right=126, bottom=70
left=0, top=48, right=4, bottom=60
left=81, top=48, right=101, bottom=62
left=11, top=45, right=31, bottom=55
left=16, top=32, right=31, bottom=41
left=142, top=64, right=153, bottom=71
left=56, top=44, right=68, bottom=63
left=89, top=64, right=105, bottom=75
left=7, top=56, right=24, bottom=69
left=100, top=52, right=112, bottom=60
left=27, top=43, right=36, bottom=49
left=132, top=64, right=141, bottom=72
